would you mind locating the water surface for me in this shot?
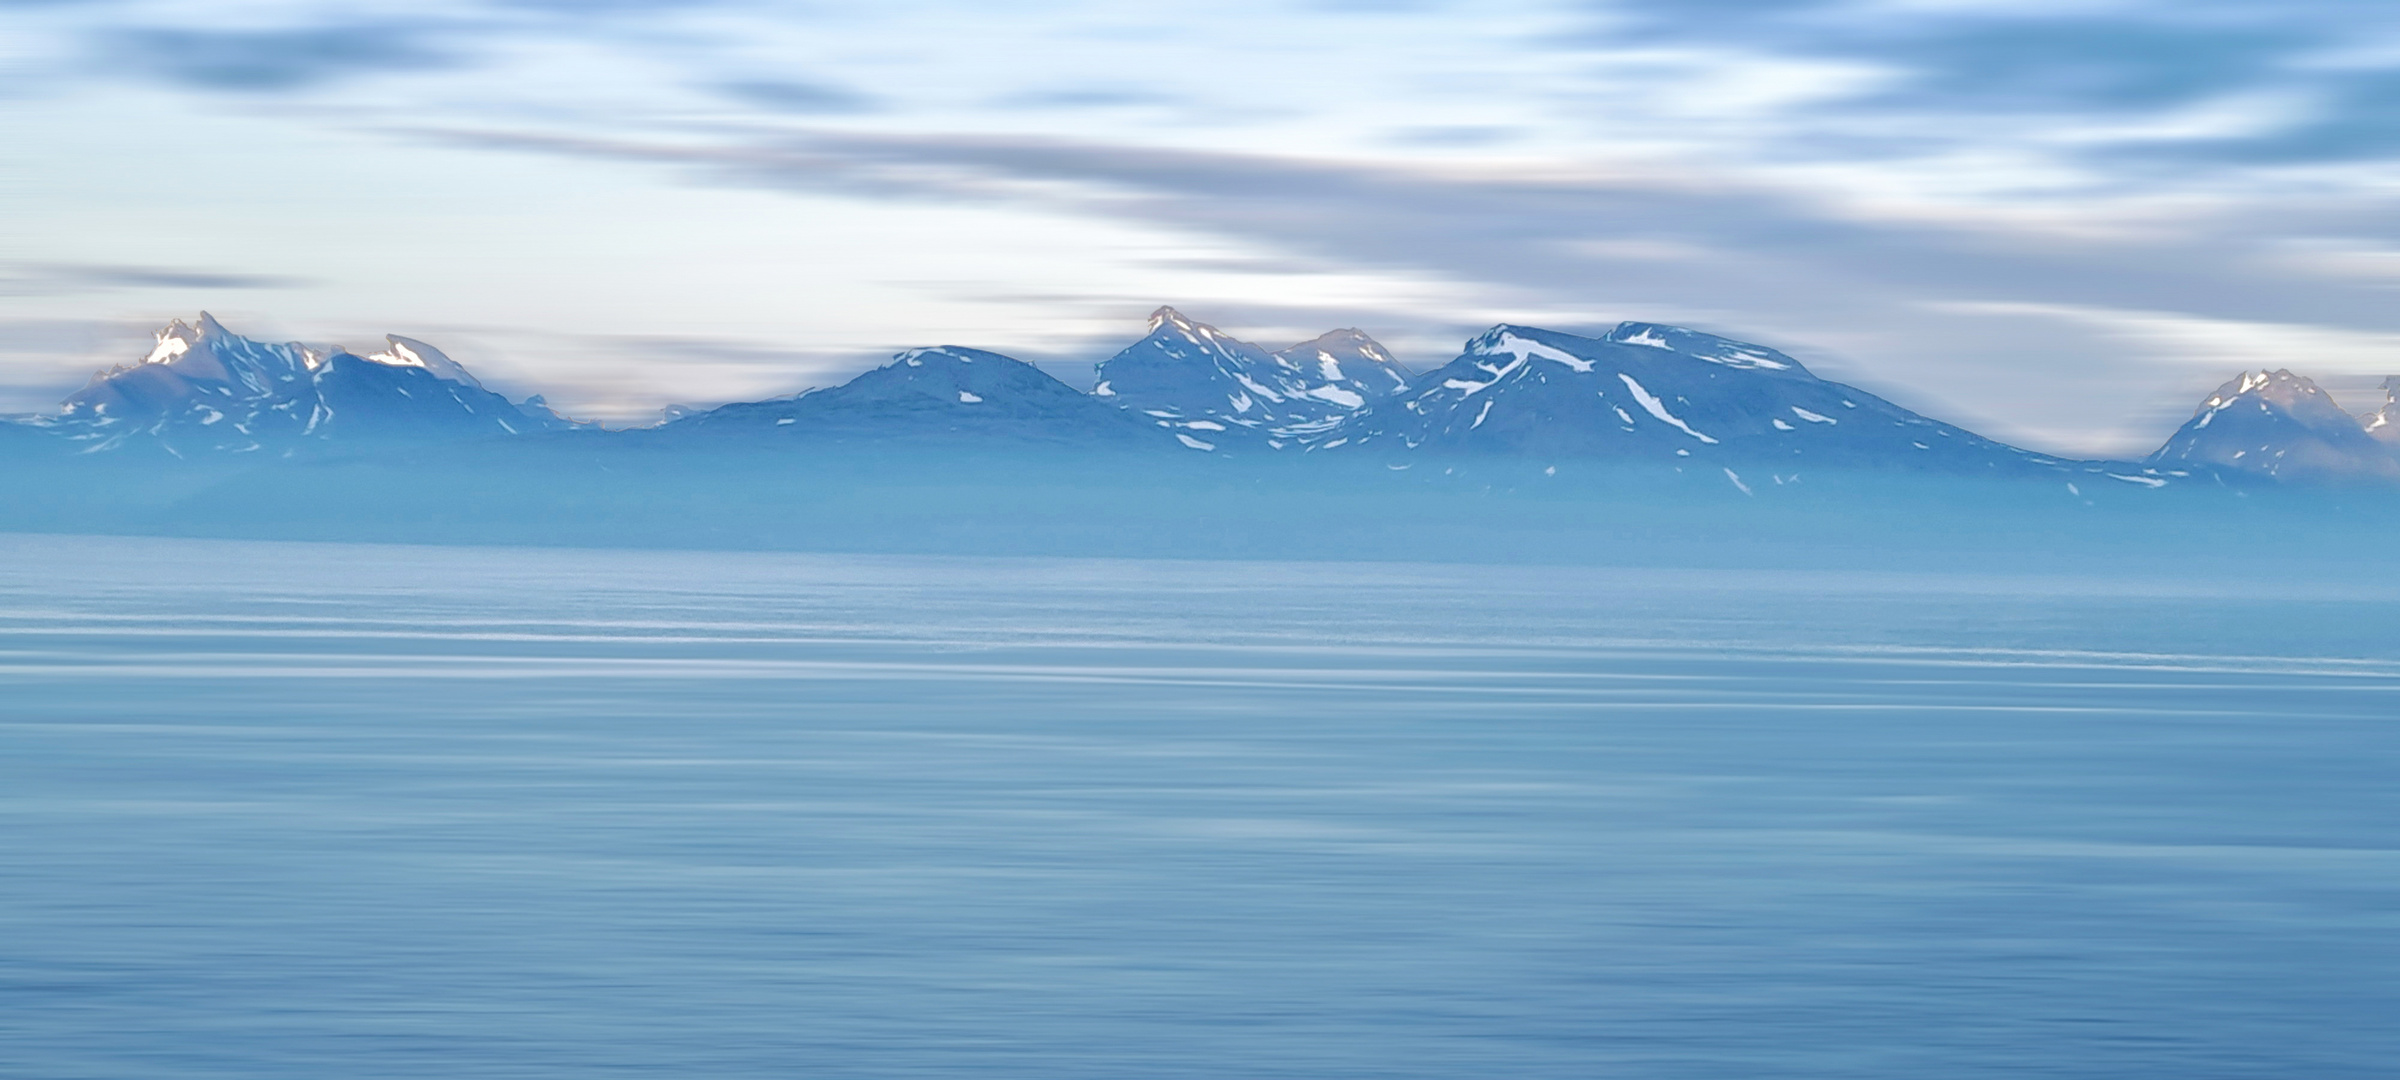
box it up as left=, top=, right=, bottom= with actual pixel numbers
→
left=2, top=534, right=2395, bottom=1078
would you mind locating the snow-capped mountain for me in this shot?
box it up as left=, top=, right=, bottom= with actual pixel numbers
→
left=2148, top=370, right=2400, bottom=483
left=1273, top=328, right=1411, bottom=401
left=1092, top=307, right=1410, bottom=450
left=666, top=345, right=1167, bottom=448
left=45, top=306, right=2400, bottom=498
left=35, top=314, right=573, bottom=456
left=1337, top=321, right=2126, bottom=481
left=370, top=334, right=489, bottom=390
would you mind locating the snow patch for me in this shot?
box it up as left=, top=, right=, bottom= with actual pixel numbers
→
left=1307, top=384, right=1365, bottom=409
left=1791, top=407, right=1836, bottom=424
left=957, top=391, right=982, bottom=403
left=1617, top=374, right=1718, bottom=443
left=1174, top=433, right=1216, bottom=451
left=1479, top=331, right=1593, bottom=372
left=1717, top=348, right=1788, bottom=371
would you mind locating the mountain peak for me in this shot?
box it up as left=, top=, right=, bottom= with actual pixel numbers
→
left=1286, top=327, right=1392, bottom=357
left=1603, top=322, right=1811, bottom=375
left=2198, top=374, right=2342, bottom=420
left=1348, top=320, right=2054, bottom=475
left=369, top=334, right=485, bottom=390
left=2365, top=376, right=2399, bottom=445
left=1099, top=309, right=1402, bottom=445
left=144, top=318, right=205, bottom=365
left=58, top=315, right=569, bottom=455
left=1147, top=306, right=1195, bottom=334
left=2151, top=368, right=2396, bottom=483
left=666, top=343, right=1166, bottom=449
left=1272, top=327, right=1410, bottom=399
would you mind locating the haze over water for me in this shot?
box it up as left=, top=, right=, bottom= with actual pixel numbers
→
left=3, top=534, right=2396, bottom=1079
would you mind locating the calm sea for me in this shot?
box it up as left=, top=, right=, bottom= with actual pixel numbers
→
left=2, top=533, right=2395, bottom=1078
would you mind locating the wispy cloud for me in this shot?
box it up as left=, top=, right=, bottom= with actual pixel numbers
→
left=100, top=21, right=467, bottom=91
left=399, top=120, right=2400, bottom=453
left=1, top=262, right=308, bottom=295
left=714, top=78, right=879, bottom=115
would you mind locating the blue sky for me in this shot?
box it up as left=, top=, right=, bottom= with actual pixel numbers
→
left=7, top=0, right=2400, bottom=455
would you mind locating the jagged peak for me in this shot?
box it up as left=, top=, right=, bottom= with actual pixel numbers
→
left=144, top=312, right=261, bottom=364
left=1276, top=327, right=1408, bottom=383
left=144, top=320, right=200, bottom=364
left=366, top=334, right=486, bottom=390
left=2197, top=369, right=2339, bottom=414
left=1141, top=306, right=1242, bottom=347
left=2369, top=377, right=2399, bottom=440
left=2236, top=368, right=2319, bottom=392
left=1146, top=306, right=1195, bottom=334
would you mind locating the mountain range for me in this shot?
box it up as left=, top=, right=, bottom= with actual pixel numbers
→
left=7, top=309, right=2398, bottom=491
left=27, top=314, right=578, bottom=457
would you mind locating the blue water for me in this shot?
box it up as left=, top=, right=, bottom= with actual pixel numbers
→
left=2, top=534, right=2396, bottom=1079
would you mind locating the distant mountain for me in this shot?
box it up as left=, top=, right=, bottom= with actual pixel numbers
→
left=30, top=306, right=2400, bottom=497
left=2369, top=377, right=2399, bottom=449
left=27, top=314, right=573, bottom=457
left=665, top=345, right=1168, bottom=449
left=1272, top=328, right=1411, bottom=401
left=2148, top=370, right=2400, bottom=484
left=1337, top=321, right=2141, bottom=483
left=1092, top=307, right=1410, bottom=450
